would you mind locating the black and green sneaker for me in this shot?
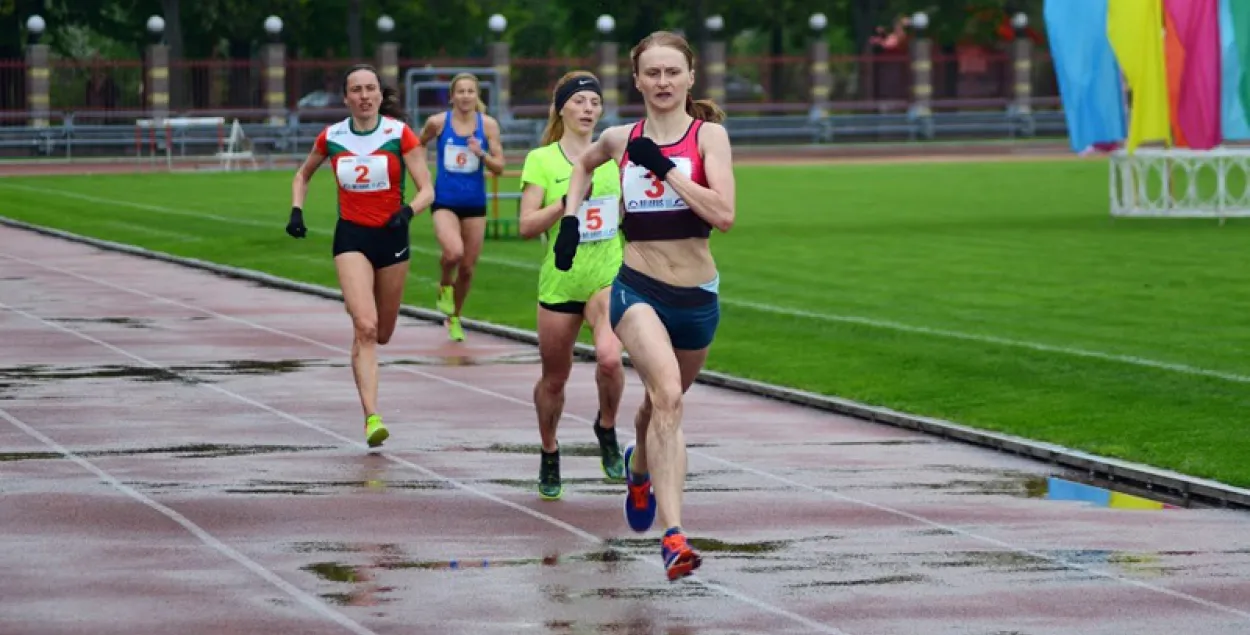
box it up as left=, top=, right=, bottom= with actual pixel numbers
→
left=593, top=412, right=625, bottom=482
left=538, top=448, right=563, bottom=500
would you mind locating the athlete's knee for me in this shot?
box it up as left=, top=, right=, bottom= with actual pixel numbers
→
left=594, top=340, right=623, bottom=378
left=376, top=325, right=395, bottom=346
left=441, top=246, right=463, bottom=266
left=538, top=370, right=569, bottom=397
left=647, top=381, right=684, bottom=427
left=352, top=316, right=379, bottom=343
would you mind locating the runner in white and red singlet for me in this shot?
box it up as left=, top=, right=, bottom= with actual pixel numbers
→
left=287, top=63, right=435, bottom=449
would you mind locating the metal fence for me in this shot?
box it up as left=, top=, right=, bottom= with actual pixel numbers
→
left=0, top=51, right=1067, bottom=160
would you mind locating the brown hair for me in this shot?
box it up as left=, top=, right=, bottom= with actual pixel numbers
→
left=630, top=31, right=725, bottom=124
left=449, top=72, right=488, bottom=113
left=342, top=64, right=406, bottom=123
left=539, top=70, right=600, bottom=146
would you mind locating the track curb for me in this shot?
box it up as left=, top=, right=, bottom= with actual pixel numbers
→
left=3, top=215, right=1247, bottom=511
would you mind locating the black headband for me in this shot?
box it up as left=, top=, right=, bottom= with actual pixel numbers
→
left=554, top=76, right=602, bottom=111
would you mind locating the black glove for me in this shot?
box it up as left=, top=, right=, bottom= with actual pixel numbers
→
left=286, top=206, right=307, bottom=238
left=560, top=181, right=593, bottom=211
left=385, top=204, right=415, bottom=230
left=552, top=216, right=580, bottom=271
left=626, top=136, right=676, bottom=180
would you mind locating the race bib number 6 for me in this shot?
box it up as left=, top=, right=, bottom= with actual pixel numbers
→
left=443, top=142, right=481, bottom=174
left=577, top=195, right=620, bottom=242
left=622, top=157, right=692, bottom=212
left=336, top=155, right=390, bottom=192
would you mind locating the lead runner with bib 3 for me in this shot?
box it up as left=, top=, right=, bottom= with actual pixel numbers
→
left=287, top=63, right=435, bottom=449
left=553, top=31, right=736, bottom=581
left=518, top=71, right=627, bottom=502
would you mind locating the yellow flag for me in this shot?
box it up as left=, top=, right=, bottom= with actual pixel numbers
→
left=1107, top=0, right=1172, bottom=151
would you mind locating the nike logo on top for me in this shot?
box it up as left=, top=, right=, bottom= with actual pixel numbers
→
left=555, top=177, right=569, bottom=183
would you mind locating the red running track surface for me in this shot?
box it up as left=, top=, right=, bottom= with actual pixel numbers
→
left=2, top=226, right=1249, bottom=635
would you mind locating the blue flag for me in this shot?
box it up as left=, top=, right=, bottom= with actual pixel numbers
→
left=1044, top=0, right=1128, bottom=152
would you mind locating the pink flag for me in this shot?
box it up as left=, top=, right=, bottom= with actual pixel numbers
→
left=1165, top=0, right=1223, bottom=149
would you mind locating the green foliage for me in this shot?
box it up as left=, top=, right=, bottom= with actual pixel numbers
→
left=7, top=0, right=1045, bottom=61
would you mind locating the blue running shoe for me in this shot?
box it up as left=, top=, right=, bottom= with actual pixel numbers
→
left=622, top=442, right=656, bottom=533
left=662, top=528, right=702, bottom=581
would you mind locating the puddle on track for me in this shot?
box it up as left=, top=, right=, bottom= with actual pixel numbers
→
left=0, top=443, right=333, bottom=462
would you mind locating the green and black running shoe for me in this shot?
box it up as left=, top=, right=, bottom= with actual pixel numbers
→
left=594, top=412, right=625, bottom=482
left=538, top=448, right=563, bottom=500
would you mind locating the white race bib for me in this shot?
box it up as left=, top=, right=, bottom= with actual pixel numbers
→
left=443, top=142, right=480, bottom=174
left=577, top=195, right=621, bottom=242
left=335, top=155, right=390, bottom=192
left=621, top=157, right=693, bottom=213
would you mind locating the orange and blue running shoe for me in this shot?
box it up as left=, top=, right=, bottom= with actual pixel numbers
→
left=661, top=527, right=702, bottom=580
left=622, top=442, right=656, bottom=533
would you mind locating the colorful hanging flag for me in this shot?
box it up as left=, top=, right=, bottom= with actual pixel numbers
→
left=1108, top=0, right=1172, bottom=151
left=1044, top=0, right=1127, bottom=152
left=1165, top=0, right=1221, bottom=149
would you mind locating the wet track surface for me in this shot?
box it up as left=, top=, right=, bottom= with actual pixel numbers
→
left=2, top=226, right=1250, bottom=635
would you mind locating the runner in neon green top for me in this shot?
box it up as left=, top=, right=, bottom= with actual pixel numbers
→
left=518, top=71, right=626, bottom=501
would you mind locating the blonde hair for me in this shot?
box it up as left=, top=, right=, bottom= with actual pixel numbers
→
left=449, top=72, right=487, bottom=113
left=631, top=31, right=725, bottom=124
left=539, top=70, right=599, bottom=146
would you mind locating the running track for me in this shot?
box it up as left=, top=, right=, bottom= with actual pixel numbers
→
left=2, top=225, right=1249, bottom=635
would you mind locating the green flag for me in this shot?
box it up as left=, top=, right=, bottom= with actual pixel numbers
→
left=1229, top=0, right=1250, bottom=124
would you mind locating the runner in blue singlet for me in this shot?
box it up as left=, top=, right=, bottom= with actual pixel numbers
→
left=418, top=72, right=505, bottom=341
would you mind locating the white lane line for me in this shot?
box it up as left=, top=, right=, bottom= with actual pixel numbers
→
left=0, top=296, right=852, bottom=635
left=5, top=250, right=1250, bottom=622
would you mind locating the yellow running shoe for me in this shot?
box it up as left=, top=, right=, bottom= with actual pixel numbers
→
left=447, top=316, right=465, bottom=342
left=365, top=414, right=389, bottom=448
left=436, top=285, right=455, bottom=315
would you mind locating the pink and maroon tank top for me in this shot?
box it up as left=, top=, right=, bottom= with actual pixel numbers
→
left=618, top=119, right=712, bottom=242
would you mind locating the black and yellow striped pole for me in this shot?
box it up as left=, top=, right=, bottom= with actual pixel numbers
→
left=486, top=14, right=511, bottom=123
left=595, top=14, right=620, bottom=124
left=1011, top=12, right=1033, bottom=116
left=25, top=15, right=49, bottom=129
left=808, top=13, right=831, bottom=120
left=263, top=16, right=285, bottom=127
left=703, top=15, right=726, bottom=108
left=376, top=15, right=399, bottom=94
left=909, top=11, right=933, bottom=137
left=145, top=15, right=169, bottom=123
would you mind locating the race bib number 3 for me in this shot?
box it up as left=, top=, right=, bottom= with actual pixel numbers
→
left=577, top=195, right=620, bottom=242
left=443, top=142, right=481, bottom=174
left=622, top=157, right=693, bottom=212
left=336, top=155, right=390, bottom=192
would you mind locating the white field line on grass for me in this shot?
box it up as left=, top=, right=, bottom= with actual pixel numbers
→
left=1, top=181, right=1246, bottom=385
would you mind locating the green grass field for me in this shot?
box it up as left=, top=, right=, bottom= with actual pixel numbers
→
left=3, top=159, right=1249, bottom=488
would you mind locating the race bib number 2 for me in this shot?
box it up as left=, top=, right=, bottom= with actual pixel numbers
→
left=577, top=195, right=620, bottom=242
left=336, top=155, right=390, bottom=192
left=622, top=157, right=692, bottom=212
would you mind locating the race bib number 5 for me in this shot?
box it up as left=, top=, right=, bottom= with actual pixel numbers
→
left=443, top=142, right=481, bottom=174
left=335, top=155, right=390, bottom=192
left=577, top=195, right=620, bottom=242
left=622, top=157, right=692, bottom=212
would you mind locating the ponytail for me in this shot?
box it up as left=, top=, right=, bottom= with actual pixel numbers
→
left=539, top=104, right=565, bottom=146
left=685, top=93, right=725, bottom=124
left=380, top=86, right=407, bottom=123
